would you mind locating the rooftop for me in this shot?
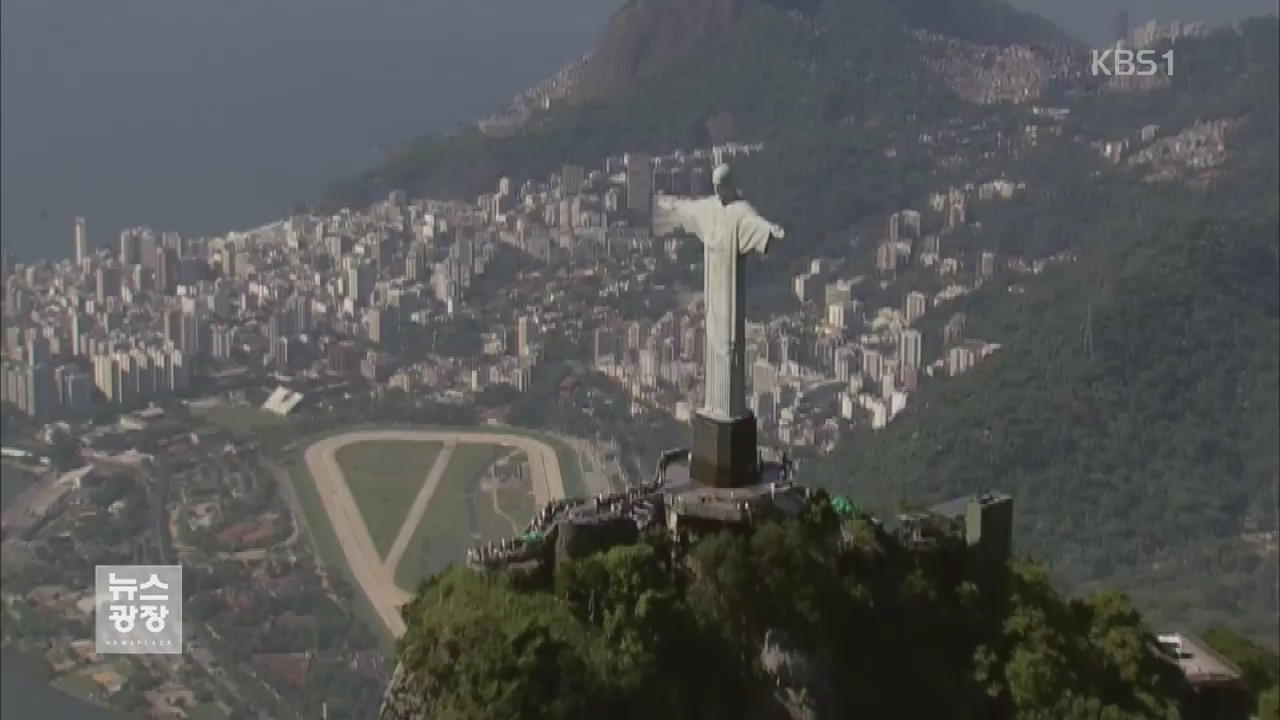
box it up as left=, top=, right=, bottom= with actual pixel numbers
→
left=1157, top=632, right=1244, bottom=687
left=928, top=491, right=1012, bottom=521
left=666, top=482, right=810, bottom=525
left=656, top=446, right=793, bottom=494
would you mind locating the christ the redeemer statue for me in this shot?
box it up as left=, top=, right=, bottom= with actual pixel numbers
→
left=669, top=163, right=784, bottom=486
left=672, top=163, right=785, bottom=422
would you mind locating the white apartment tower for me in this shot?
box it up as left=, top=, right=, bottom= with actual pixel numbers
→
left=73, top=217, right=90, bottom=265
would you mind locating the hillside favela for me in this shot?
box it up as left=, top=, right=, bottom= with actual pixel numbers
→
left=1, top=1, right=1277, bottom=719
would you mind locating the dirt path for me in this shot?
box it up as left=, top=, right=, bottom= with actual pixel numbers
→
left=306, top=433, right=407, bottom=636
left=303, top=429, right=567, bottom=639
left=487, top=485, right=523, bottom=535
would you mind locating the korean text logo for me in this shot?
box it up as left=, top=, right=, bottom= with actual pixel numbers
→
left=95, top=565, right=183, bottom=655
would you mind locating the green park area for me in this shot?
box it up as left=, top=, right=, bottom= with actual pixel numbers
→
left=472, top=451, right=538, bottom=544
left=472, top=486, right=519, bottom=544
left=334, top=440, right=442, bottom=558
left=186, top=704, right=230, bottom=720
left=495, top=481, right=537, bottom=530
left=197, top=404, right=290, bottom=434
left=394, top=443, right=501, bottom=590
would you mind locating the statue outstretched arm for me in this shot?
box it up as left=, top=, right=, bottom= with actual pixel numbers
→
left=736, top=204, right=785, bottom=254
left=667, top=197, right=714, bottom=243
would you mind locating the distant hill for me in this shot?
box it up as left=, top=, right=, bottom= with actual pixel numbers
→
left=322, top=0, right=1061, bottom=215
left=806, top=19, right=1280, bottom=643
left=889, top=0, right=1077, bottom=47
left=819, top=190, right=1279, bottom=636
left=568, top=0, right=745, bottom=101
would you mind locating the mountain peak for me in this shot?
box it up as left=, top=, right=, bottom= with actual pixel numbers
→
left=570, top=0, right=1075, bottom=101
left=571, top=0, right=745, bottom=99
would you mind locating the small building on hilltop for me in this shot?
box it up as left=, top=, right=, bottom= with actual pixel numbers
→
left=1156, top=632, right=1250, bottom=720
left=926, top=491, right=1013, bottom=581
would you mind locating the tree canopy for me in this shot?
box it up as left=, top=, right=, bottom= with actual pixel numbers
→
left=397, top=509, right=1193, bottom=720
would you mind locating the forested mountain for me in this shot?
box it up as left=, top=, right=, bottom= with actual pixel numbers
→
left=557, top=0, right=1072, bottom=101
left=817, top=188, right=1279, bottom=638
left=394, top=506, right=1195, bottom=720
left=323, top=0, right=960, bottom=217
left=807, top=19, right=1279, bottom=641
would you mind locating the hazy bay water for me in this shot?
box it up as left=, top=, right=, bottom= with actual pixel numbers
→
left=1, top=0, right=614, bottom=262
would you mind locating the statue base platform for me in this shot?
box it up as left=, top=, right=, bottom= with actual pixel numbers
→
left=689, top=411, right=758, bottom=488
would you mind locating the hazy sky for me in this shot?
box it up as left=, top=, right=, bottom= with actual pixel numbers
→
left=1008, top=0, right=1279, bottom=44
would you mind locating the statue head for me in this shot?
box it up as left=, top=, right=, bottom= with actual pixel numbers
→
left=713, top=163, right=737, bottom=205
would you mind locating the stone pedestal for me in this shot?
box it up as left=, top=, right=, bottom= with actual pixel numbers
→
left=689, top=411, right=758, bottom=488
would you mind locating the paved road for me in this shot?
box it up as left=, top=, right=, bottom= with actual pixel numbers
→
left=303, top=429, right=567, bottom=638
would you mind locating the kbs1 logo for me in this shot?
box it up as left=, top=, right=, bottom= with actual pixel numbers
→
left=1091, top=48, right=1174, bottom=77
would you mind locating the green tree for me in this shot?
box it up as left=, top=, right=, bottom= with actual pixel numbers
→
left=1259, top=685, right=1280, bottom=719
left=1202, top=627, right=1280, bottom=716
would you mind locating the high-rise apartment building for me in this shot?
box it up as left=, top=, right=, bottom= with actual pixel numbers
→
left=58, top=365, right=92, bottom=415
left=979, top=251, right=997, bottom=282
left=876, top=242, right=898, bottom=274
left=900, top=209, right=922, bottom=239
left=290, top=294, right=313, bottom=335
left=828, top=301, right=862, bottom=331
left=593, top=327, right=615, bottom=366
left=156, top=248, right=178, bottom=295
left=905, top=291, right=929, bottom=326
left=211, top=325, right=235, bottom=360
left=625, top=153, right=653, bottom=227
left=561, top=164, right=584, bottom=196
left=899, top=329, right=923, bottom=373
left=793, top=273, right=820, bottom=304
left=943, top=313, right=967, bottom=346
left=947, top=343, right=979, bottom=377
left=26, top=331, right=50, bottom=366
left=70, top=313, right=86, bottom=358
left=139, top=229, right=159, bottom=270
left=96, top=265, right=122, bottom=303
left=862, top=347, right=884, bottom=381
left=947, top=189, right=966, bottom=229
left=834, top=347, right=857, bottom=382
left=517, top=316, right=538, bottom=358
left=824, top=280, right=853, bottom=307
left=1, top=360, right=54, bottom=421
left=180, top=312, right=205, bottom=358
left=74, top=217, right=90, bottom=265
left=119, top=229, right=142, bottom=266
left=368, top=305, right=400, bottom=349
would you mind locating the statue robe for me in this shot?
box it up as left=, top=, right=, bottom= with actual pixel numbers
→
left=674, top=195, right=783, bottom=420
